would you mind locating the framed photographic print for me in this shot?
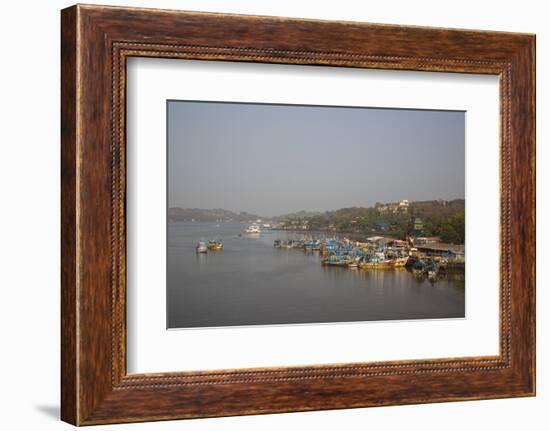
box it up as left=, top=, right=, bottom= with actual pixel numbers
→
left=61, top=4, right=535, bottom=425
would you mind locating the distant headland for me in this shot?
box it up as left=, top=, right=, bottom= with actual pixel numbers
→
left=168, top=198, right=465, bottom=244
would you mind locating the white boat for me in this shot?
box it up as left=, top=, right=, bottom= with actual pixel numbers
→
left=195, top=241, right=208, bottom=253
left=245, top=223, right=261, bottom=234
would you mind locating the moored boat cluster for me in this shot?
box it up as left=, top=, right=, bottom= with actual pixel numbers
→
left=274, top=236, right=464, bottom=281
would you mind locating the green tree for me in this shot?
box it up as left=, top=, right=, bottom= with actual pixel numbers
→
left=439, top=224, right=460, bottom=243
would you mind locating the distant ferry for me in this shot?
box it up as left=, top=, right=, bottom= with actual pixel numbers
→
left=245, top=223, right=261, bottom=234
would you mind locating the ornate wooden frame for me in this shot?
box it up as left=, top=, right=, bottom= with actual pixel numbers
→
left=61, top=4, right=535, bottom=425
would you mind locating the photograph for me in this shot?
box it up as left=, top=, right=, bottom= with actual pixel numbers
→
left=167, top=100, right=466, bottom=329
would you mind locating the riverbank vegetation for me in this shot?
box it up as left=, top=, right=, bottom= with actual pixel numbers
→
left=280, top=199, right=465, bottom=244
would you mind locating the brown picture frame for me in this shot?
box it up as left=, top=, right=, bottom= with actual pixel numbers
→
left=61, top=4, right=536, bottom=425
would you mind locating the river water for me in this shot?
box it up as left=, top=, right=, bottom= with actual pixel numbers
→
left=167, top=222, right=465, bottom=328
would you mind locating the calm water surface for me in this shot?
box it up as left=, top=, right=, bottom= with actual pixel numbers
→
left=167, top=222, right=465, bottom=328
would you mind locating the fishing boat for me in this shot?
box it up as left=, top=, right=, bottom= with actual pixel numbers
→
left=195, top=241, right=208, bottom=253
left=359, top=251, right=393, bottom=269
left=411, top=259, right=427, bottom=277
left=245, top=223, right=261, bottom=234
left=391, top=256, right=409, bottom=267
left=320, top=241, right=340, bottom=256
left=322, top=254, right=348, bottom=267
left=411, top=259, right=439, bottom=280
left=304, top=240, right=321, bottom=252
left=207, top=239, right=223, bottom=251
left=359, top=260, right=393, bottom=269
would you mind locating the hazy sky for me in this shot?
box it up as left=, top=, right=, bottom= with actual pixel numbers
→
left=168, top=101, right=465, bottom=217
